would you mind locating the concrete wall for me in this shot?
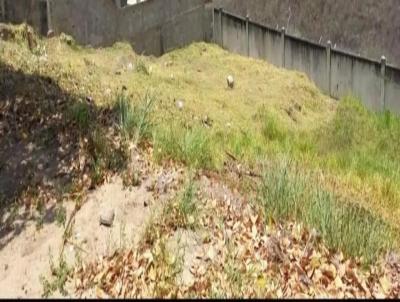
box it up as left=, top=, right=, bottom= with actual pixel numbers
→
left=385, top=66, right=400, bottom=115
left=285, top=35, right=328, bottom=93
left=3, top=0, right=211, bottom=56
left=214, top=9, right=400, bottom=114
left=249, top=22, right=281, bottom=66
left=4, top=0, right=48, bottom=35
left=330, top=50, right=382, bottom=111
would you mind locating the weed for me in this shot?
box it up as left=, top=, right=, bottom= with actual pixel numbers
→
left=55, top=202, right=67, bottom=228
left=35, top=197, right=46, bottom=230
left=88, top=127, right=129, bottom=185
left=154, top=123, right=215, bottom=170
left=178, top=179, right=197, bottom=225
left=115, top=91, right=156, bottom=144
left=68, top=101, right=91, bottom=131
left=151, top=238, right=183, bottom=298
left=135, top=57, right=151, bottom=75
left=162, top=179, right=199, bottom=230
left=262, top=112, right=288, bottom=143
left=259, top=158, right=396, bottom=263
left=40, top=254, right=71, bottom=297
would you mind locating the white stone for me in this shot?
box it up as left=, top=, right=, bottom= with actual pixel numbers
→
left=176, top=99, right=184, bottom=110
left=227, top=75, right=235, bottom=89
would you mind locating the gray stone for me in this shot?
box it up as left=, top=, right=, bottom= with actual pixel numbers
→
left=99, top=209, right=115, bottom=227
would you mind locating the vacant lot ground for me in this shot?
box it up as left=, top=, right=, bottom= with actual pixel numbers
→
left=0, top=24, right=399, bottom=298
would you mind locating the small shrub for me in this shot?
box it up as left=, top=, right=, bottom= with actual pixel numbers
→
left=40, top=255, right=71, bottom=297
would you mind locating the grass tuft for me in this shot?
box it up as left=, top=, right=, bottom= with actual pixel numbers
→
left=259, top=158, right=396, bottom=263
left=154, top=123, right=216, bottom=170
left=115, top=91, right=156, bottom=144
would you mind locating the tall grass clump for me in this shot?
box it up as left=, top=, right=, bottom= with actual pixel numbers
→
left=262, top=112, right=289, bottom=143
left=68, top=100, right=92, bottom=131
left=115, top=91, right=156, bottom=144
left=153, top=123, right=216, bottom=170
left=135, top=57, right=151, bottom=75
left=259, top=158, right=396, bottom=263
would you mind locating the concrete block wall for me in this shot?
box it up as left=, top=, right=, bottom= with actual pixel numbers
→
left=284, top=35, right=328, bottom=94
left=214, top=9, right=400, bottom=114
left=3, top=0, right=48, bottom=35
left=2, top=0, right=211, bottom=56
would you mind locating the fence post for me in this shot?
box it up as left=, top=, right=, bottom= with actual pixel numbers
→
left=246, top=14, right=250, bottom=56
left=281, top=27, right=286, bottom=68
left=381, top=55, right=386, bottom=111
left=46, top=0, right=53, bottom=33
left=326, top=40, right=332, bottom=96
left=212, top=8, right=215, bottom=43
left=0, top=0, right=5, bottom=21
left=219, top=7, right=223, bottom=47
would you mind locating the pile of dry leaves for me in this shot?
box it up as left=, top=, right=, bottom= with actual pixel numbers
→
left=71, top=178, right=400, bottom=298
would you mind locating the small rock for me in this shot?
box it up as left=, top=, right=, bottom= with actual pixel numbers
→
left=144, top=200, right=149, bottom=207
left=47, top=29, right=55, bottom=38
left=227, top=75, right=235, bottom=89
left=176, top=99, right=184, bottom=111
left=294, top=102, right=302, bottom=112
left=206, top=246, right=216, bottom=261
left=99, top=209, right=115, bottom=227
left=202, top=115, right=213, bottom=127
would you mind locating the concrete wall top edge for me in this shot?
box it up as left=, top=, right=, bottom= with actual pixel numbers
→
left=331, top=48, right=381, bottom=67
left=286, top=33, right=326, bottom=51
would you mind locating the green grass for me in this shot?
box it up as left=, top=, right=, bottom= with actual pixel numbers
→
left=154, top=122, right=217, bottom=170
left=115, top=90, right=156, bottom=144
left=178, top=179, right=197, bottom=222
left=40, top=255, right=71, bottom=297
left=3, top=26, right=400, bottom=264
left=68, top=101, right=91, bottom=131
left=135, top=57, right=151, bottom=75
left=259, top=158, right=396, bottom=263
left=166, top=178, right=199, bottom=230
